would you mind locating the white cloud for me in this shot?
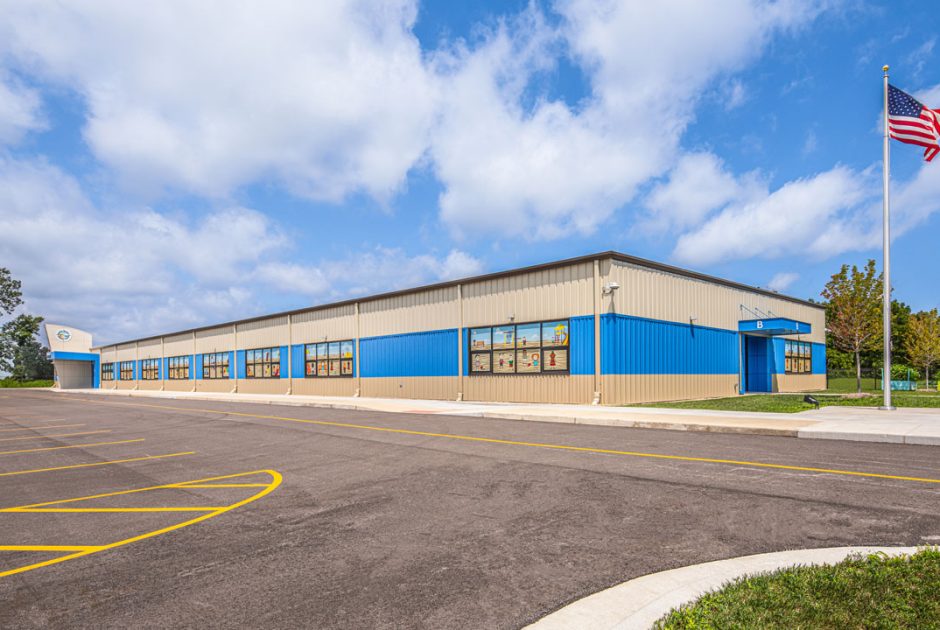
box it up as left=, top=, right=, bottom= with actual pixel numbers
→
left=767, top=272, right=799, bottom=292
left=673, top=165, right=876, bottom=265
left=0, top=0, right=436, bottom=201
left=429, top=0, right=822, bottom=240
left=725, top=79, right=748, bottom=110
left=0, top=71, right=44, bottom=144
left=802, top=130, right=818, bottom=155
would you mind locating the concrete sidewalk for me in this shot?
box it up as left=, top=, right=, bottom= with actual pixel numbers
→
left=57, top=388, right=940, bottom=446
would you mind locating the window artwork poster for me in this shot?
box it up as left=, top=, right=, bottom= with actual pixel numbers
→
left=306, top=362, right=315, bottom=376
left=263, top=364, right=271, bottom=378
left=542, top=348, right=568, bottom=371
left=471, top=353, right=491, bottom=372
left=317, top=360, right=329, bottom=376
left=247, top=365, right=255, bottom=377
left=317, top=343, right=328, bottom=358
left=493, top=350, right=514, bottom=373
left=272, top=364, right=280, bottom=377
left=493, top=326, right=515, bottom=349
left=306, top=345, right=316, bottom=360
left=328, top=343, right=340, bottom=359
left=542, top=321, right=569, bottom=346
left=471, top=328, right=491, bottom=350
left=341, top=341, right=353, bottom=359
left=272, top=348, right=280, bottom=361
left=516, top=324, right=540, bottom=348
left=516, top=350, right=540, bottom=373
left=329, top=360, right=340, bottom=376
left=341, top=359, right=353, bottom=375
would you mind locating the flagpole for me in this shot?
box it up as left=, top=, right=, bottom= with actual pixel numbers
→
left=881, top=65, right=894, bottom=410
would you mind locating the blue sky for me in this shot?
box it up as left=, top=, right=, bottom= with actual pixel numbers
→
left=0, top=0, right=938, bottom=345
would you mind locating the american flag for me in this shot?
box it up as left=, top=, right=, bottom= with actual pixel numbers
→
left=888, top=84, right=940, bottom=161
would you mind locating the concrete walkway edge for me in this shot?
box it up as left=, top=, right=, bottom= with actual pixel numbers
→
left=524, top=546, right=921, bottom=630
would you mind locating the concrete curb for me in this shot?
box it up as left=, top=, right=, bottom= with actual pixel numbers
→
left=525, top=546, right=921, bottom=630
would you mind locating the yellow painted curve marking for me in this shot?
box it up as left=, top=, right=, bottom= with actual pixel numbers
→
left=0, top=470, right=281, bottom=578
left=5, top=507, right=225, bottom=513
left=0, top=545, right=101, bottom=552
left=0, top=452, right=194, bottom=477
left=0, top=424, right=85, bottom=433
left=0, top=430, right=111, bottom=443
left=72, top=396, right=940, bottom=486
left=0, top=439, right=144, bottom=456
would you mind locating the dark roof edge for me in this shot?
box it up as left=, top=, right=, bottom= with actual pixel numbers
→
left=92, top=250, right=823, bottom=349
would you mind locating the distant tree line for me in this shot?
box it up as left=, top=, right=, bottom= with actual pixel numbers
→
left=0, top=268, right=54, bottom=382
left=822, top=260, right=940, bottom=392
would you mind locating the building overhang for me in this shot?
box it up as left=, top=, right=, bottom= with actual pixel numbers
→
left=50, top=351, right=99, bottom=362
left=738, top=318, right=811, bottom=337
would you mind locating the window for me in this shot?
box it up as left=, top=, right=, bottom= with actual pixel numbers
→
left=202, top=352, right=230, bottom=379
left=246, top=347, right=281, bottom=379
left=101, top=363, right=115, bottom=381
left=469, top=319, right=570, bottom=375
left=304, top=340, right=354, bottom=378
left=785, top=340, right=812, bottom=374
left=167, top=356, right=190, bottom=380
left=141, top=358, right=160, bottom=380
left=119, top=361, right=135, bottom=380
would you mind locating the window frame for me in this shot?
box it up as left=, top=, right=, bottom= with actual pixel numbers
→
left=167, top=355, right=190, bottom=380
left=202, top=352, right=231, bottom=380
left=101, top=362, right=115, bottom=381
left=784, top=340, right=813, bottom=375
left=303, top=340, right=355, bottom=378
left=468, top=318, right=571, bottom=377
left=141, top=358, right=160, bottom=380
left=245, top=346, right=281, bottom=379
left=119, top=361, right=135, bottom=381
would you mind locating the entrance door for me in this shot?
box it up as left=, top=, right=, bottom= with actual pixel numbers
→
left=744, top=336, right=771, bottom=393
left=55, top=360, right=93, bottom=389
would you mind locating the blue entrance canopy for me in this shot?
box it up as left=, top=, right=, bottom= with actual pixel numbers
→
left=738, top=318, right=811, bottom=336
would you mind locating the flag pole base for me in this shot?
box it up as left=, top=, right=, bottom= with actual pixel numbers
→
left=878, top=406, right=897, bottom=411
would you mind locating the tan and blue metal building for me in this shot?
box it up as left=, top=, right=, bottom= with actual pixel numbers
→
left=47, top=251, right=826, bottom=404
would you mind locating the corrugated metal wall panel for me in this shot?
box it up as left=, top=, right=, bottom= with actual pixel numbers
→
left=812, top=343, right=827, bottom=374
left=602, top=374, right=738, bottom=404
left=291, top=378, right=358, bottom=396
left=361, top=377, right=458, bottom=401
left=194, top=327, right=234, bottom=354
left=237, top=316, right=289, bottom=349
left=608, top=261, right=826, bottom=343
left=137, top=339, right=161, bottom=359
left=360, top=329, right=458, bottom=377
left=464, top=374, right=593, bottom=404
left=237, top=379, right=289, bottom=394
left=462, top=261, right=594, bottom=325
left=115, top=343, right=136, bottom=361
left=360, top=287, right=458, bottom=337
left=291, top=305, right=356, bottom=342
left=163, top=333, right=194, bottom=356
left=569, top=315, right=594, bottom=375
left=601, top=314, right=737, bottom=375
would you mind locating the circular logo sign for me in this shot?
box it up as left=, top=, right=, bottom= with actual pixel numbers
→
left=56, top=329, right=72, bottom=342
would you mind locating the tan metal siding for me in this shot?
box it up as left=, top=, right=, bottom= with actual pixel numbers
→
left=194, top=327, right=234, bottom=354
left=465, top=375, right=593, bottom=404
left=164, top=333, right=194, bottom=356
left=607, top=261, right=826, bottom=342
left=602, top=374, right=739, bottom=405
left=115, top=343, right=137, bottom=361
left=291, top=305, right=356, bottom=343
left=164, top=381, right=193, bottom=392
left=462, top=261, right=594, bottom=327
left=360, top=377, right=458, bottom=401
left=237, top=316, right=289, bottom=349
left=138, top=380, right=161, bottom=390
left=360, top=287, right=458, bottom=337
left=55, top=360, right=93, bottom=389
left=291, top=378, right=358, bottom=397
left=138, top=339, right=162, bottom=359
left=237, top=379, right=290, bottom=395
left=195, top=380, right=233, bottom=393
left=774, top=374, right=826, bottom=392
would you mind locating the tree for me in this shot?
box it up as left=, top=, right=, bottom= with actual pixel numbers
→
left=904, top=310, right=940, bottom=388
left=0, top=314, right=53, bottom=381
left=0, top=268, right=22, bottom=316
left=821, top=260, right=884, bottom=393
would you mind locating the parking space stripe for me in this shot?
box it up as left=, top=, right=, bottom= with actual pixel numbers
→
left=0, top=545, right=102, bottom=552
left=171, top=483, right=268, bottom=488
left=3, top=507, right=225, bottom=513
left=0, top=452, right=195, bottom=477
left=0, top=424, right=85, bottom=433
left=0, top=430, right=111, bottom=443
left=70, top=397, right=940, bottom=486
left=0, top=439, right=144, bottom=456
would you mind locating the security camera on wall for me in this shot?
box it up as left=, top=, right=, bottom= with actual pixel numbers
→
left=602, top=282, right=620, bottom=295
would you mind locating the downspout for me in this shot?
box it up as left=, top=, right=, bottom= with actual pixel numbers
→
left=160, top=337, right=165, bottom=391
left=592, top=258, right=601, bottom=405
left=287, top=313, right=292, bottom=395
left=191, top=330, right=196, bottom=392
left=231, top=323, right=238, bottom=394
left=133, top=341, right=139, bottom=391
left=456, top=283, right=463, bottom=402
left=354, top=302, right=361, bottom=397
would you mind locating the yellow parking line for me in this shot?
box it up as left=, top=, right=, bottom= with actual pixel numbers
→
left=0, top=470, right=281, bottom=579
left=3, top=507, right=224, bottom=513
left=0, top=430, right=111, bottom=443
left=0, top=424, right=85, bottom=433
left=70, top=397, right=940, bottom=486
left=0, top=439, right=144, bottom=456
left=170, top=483, right=268, bottom=488
left=0, top=545, right=102, bottom=552
left=0, top=452, right=195, bottom=477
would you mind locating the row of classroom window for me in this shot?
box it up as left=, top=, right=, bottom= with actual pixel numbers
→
left=96, top=318, right=818, bottom=380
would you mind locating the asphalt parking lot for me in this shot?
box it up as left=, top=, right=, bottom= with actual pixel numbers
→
left=1, top=390, right=939, bottom=629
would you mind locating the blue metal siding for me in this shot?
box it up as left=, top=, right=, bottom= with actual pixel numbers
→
left=360, top=329, right=458, bottom=378
left=279, top=345, right=289, bottom=379
left=462, top=328, right=468, bottom=377
left=236, top=350, right=246, bottom=379
left=600, top=314, right=737, bottom=375
left=770, top=338, right=786, bottom=375
left=134, top=360, right=140, bottom=380
left=194, top=354, right=203, bottom=380
left=291, top=344, right=305, bottom=378
left=812, top=343, right=827, bottom=375
left=569, top=315, right=594, bottom=375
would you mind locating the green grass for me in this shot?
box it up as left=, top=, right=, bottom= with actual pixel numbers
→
left=654, top=549, right=940, bottom=629
left=633, top=391, right=940, bottom=413
left=0, top=379, right=54, bottom=388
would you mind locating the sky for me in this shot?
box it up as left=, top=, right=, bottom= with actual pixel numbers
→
left=0, top=0, right=939, bottom=346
